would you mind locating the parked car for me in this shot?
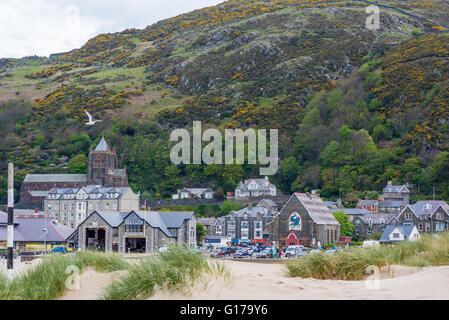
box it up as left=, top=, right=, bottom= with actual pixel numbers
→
left=284, top=245, right=305, bottom=258
left=50, top=246, right=68, bottom=254
left=362, top=240, right=380, bottom=248
left=210, top=249, right=225, bottom=258
left=233, top=248, right=251, bottom=258
left=219, top=247, right=234, bottom=256
left=309, top=248, right=325, bottom=254
left=254, top=249, right=272, bottom=259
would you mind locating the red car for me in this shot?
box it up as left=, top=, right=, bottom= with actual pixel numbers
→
left=209, top=249, right=225, bottom=258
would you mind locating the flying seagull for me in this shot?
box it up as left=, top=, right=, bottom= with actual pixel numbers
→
left=84, top=110, right=103, bottom=125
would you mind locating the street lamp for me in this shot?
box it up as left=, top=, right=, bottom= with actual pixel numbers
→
left=43, top=228, right=48, bottom=254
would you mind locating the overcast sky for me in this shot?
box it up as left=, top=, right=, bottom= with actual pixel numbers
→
left=1, top=0, right=223, bottom=58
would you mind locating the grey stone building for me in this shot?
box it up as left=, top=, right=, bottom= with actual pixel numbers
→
left=268, top=193, right=340, bottom=247
left=222, top=206, right=275, bottom=243
left=74, top=210, right=196, bottom=253
left=19, top=137, right=128, bottom=209
left=396, top=201, right=449, bottom=233
left=44, top=186, right=140, bottom=228
left=235, top=176, right=277, bottom=197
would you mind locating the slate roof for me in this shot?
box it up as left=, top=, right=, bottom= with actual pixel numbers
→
left=357, top=200, right=380, bottom=206
left=331, top=208, right=372, bottom=216
left=24, top=174, right=87, bottom=183
left=258, top=199, right=278, bottom=208
left=29, top=191, right=51, bottom=197
left=294, top=193, right=340, bottom=226
left=0, top=212, right=74, bottom=242
left=46, top=186, right=132, bottom=200
left=379, top=225, right=417, bottom=243
left=158, top=211, right=195, bottom=229
left=383, top=183, right=410, bottom=194
left=358, top=213, right=398, bottom=224
left=85, top=210, right=194, bottom=238
left=379, top=200, right=405, bottom=208
left=179, top=188, right=213, bottom=194
left=236, top=177, right=276, bottom=192
left=228, top=206, right=272, bottom=218
left=197, top=217, right=216, bottom=226
left=403, top=201, right=449, bottom=218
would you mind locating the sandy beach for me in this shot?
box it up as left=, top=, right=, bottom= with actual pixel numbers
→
left=59, top=259, right=449, bottom=300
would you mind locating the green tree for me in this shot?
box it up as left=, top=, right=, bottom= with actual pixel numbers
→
left=196, top=222, right=207, bottom=245
left=332, top=210, right=354, bottom=237
left=220, top=200, right=242, bottom=216
left=279, top=156, right=298, bottom=192
left=68, top=154, right=87, bottom=173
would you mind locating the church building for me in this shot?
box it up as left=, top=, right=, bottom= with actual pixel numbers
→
left=19, top=137, right=129, bottom=209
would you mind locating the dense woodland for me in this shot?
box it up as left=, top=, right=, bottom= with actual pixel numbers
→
left=1, top=0, right=449, bottom=206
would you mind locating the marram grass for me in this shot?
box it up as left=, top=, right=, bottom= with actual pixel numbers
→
left=102, top=246, right=229, bottom=300
left=0, top=251, right=128, bottom=300
left=286, top=233, right=449, bottom=280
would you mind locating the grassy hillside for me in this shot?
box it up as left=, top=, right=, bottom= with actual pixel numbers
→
left=1, top=0, right=449, bottom=204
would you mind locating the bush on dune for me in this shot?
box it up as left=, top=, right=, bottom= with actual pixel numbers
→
left=0, top=251, right=129, bottom=300
left=286, top=233, right=449, bottom=280
left=102, top=246, right=228, bottom=300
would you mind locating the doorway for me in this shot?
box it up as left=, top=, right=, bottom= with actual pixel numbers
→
left=125, top=237, right=146, bottom=253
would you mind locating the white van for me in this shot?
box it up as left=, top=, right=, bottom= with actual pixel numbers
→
left=362, top=240, right=380, bottom=248
left=284, top=245, right=305, bottom=258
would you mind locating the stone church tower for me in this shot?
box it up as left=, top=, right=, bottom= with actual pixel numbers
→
left=87, top=137, right=129, bottom=187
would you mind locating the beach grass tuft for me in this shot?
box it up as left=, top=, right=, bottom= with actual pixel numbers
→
left=0, top=251, right=129, bottom=300
left=102, top=246, right=229, bottom=300
left=286, top=233, right=449, bottom=280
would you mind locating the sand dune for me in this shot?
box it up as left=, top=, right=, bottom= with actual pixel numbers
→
left=57, top=260, right=449, bottom=300
left=149, top=260, right=449, bottom=300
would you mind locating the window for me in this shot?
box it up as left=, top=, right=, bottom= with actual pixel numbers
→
left=78, top=213, right=81, bottom=220
left=227, top=220, right=235, bottom=229
left=405, top=213, right=413, bottom=220
left=425, top=223, right=430, bottom=232
left=106, top=202, right=110, bottom=209
left=254, top=221, right=262, bottom=229
left=63, top=204, right=67, bottom=211
left=215, top=225, right=222, bottom=235
left=393, top=233, right=400, bottom=239
left=241, top=221, right=249, bottom=229
left=48, top=204, right=51, bottom=210
left=78, top=203, right=82, bottom=210
left=71, top=203, right=75, bottom=210
left=125, top=225, right=143, bottom=233
left=418, top=223, right=423, bottom=232
left=55, top=204, right=59, bottom=210
left=227, top=230, right=236, bottom=238
left=97, top=202, right=101, bottom=210
left=89, top=203, right=93, bottom=211
left=113, top=203, right=118, bottom=210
